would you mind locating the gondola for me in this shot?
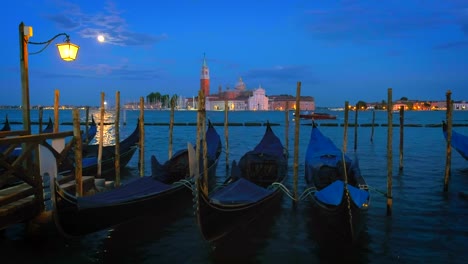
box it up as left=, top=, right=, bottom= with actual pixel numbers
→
left=42, top=117, right=54, bottom=133
left=53, top=121, right=222, bottom=236
left=443, top=121, right=468, bottom=160
left=1, top=115, right=10, bottom=132
left=304, top=122, right=370, bottom=245
left=82, top=115, right=97, bottom=144
left=195, top=121, right=288, bottom=243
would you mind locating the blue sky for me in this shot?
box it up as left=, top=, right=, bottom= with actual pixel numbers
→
left=0, top=0, right=467, bottom=107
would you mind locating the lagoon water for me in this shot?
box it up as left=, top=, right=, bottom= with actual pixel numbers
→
left=1, top=109, right=467, bottom=263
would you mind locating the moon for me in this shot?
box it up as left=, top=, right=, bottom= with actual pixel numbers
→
left=97, top=35, right=105, bottom=42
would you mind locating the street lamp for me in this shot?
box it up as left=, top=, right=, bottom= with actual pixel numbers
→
left=19, top=21, right=80, bottom=134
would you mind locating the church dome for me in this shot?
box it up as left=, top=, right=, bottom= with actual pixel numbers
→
left=235, top=77, right=246, bottom=91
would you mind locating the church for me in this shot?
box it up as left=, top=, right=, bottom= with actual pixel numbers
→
left=187, top=54, right=314, bottom=111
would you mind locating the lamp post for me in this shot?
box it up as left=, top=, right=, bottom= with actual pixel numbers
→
left=19, top=21, right=79, bottom=134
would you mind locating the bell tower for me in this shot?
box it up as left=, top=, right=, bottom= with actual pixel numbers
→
left=200, top=53, right=210, bottom=96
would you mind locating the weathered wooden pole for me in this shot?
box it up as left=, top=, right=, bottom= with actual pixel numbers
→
left=97, top=92, right=105, bottom=178
left=199, top=89, right=208, bottom=194
left=399, top=106, right=404, bottom=172
left=19, top=22, right=31, bottom=135
left=169, top=96, right=175, bottom=159
left=224, top=99, right=229, bottom=172
left=354, top=103, right=358, bottom=151
left=54, top=90, right=60, bottom=133
left=38, top=107, right=43, bottom=134
left=285, top=101, right=289, bottom=153
left=115, top=91, right=121, bottom=187
left=370, top=110, right=375, bottom=143
left=139, top=97, right=145, bottom=177
left=444, top=90, right=452, bottom=192
left=343, top=101, right=349, bottom=153
left=387, top=88, right=393, bottom=216
left=293, top=82, right=301, bottom=202
left=196, top=90, right=201, bottom=183
left=72, top=108, right=83, bottom=196
left=84, top=106, right=90, bottom=144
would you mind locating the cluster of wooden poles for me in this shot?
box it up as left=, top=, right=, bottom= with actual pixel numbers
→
left=65, top=86, right=456, bottom=218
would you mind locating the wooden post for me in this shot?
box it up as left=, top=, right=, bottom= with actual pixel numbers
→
left=72, top=108, right=83, bottom=196
left=84, top=106, right=90, bottom=144
left=293, top=82, right=301, bottom=202
left=97, top=92, right=105, bottom=178
left=343, top=101, right=349, bottom=153
left=370, top=110, right=375, bottom=143
left=196, top=91, right=201, bottom=184
left=354, top=103, right=358, bottom=151
left=38, top=107, right=43, bottom=134
left=54, top=90, right=60, bottom=133
left=139, top=97, right=145, bottom=177
left=169, top=96, right=175, bottom=159
left=198, top=90, right=208, bottom=194
left=444, top=90, right=452, bottom=192
left=399, top=106, right=404, bottom=172
left=115, top=91, right=121, bottom=187
left=224, top=99, right=229, bottom=172
left=387, top=88, right=393, bottom=216
left=19, top=22, right=31, bottom=135
left=285, top=101, right=289, bottom=153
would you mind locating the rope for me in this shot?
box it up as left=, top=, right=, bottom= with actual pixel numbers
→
left=298, top=186, right=317, bottom=201
left=367, top=185, right=387, bottom=197
left=270, top=182, right=297, bottom=201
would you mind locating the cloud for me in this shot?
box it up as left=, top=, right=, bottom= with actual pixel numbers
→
left=243, top=65, right=316, bottom=83
left=46, top=1, right=167, bottom=46
left=73, top=61, right=164, bottom=80
left=434, top=40, right=468, bottom=50
left=302, top=1, right=456, bottom=43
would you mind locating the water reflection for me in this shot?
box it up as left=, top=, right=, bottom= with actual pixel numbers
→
left=92, top=110, right=117, bottom=146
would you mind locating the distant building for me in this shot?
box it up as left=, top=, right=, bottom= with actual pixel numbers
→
left=200, top=54, right=210, bottom=96
left=187, top=55, right=315, bottom=111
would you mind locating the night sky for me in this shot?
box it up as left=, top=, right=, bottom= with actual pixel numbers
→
left=1, top=0, right=467, bottom=107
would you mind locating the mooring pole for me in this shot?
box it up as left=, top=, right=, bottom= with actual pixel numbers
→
left=444, top=90, right=452, bottom=192
left=54, top=90, right=60, bottom=133
left=353, top=103, right=358, bottom=151
left=224, top=99, right=229, bottom=173
left=387, top=88, right=393, bottom=216
left=343, top=101, right=349, bottom=153
left=72, top=108, right=83, bottom=196
left=169, top=96, right=175, bottom=159
left=399, top=106, right=404, bottom=172
left=97, top=92, right=105, bottom=178
left=370, top=110, right=375, bottom=143
left=285, top=101, right=289, bottom=154
left=115, top=91, right=121, bottom=187
left=293, top=82, right=301, bottom=203
left=139, top=97, right=145, bottom=177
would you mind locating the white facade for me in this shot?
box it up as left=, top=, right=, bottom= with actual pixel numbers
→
left=248, top=87, right=269, bottom=110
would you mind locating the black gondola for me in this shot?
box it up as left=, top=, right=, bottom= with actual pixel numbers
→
left=195, top=122, right=288, bottom=243
left=53, top=121, right=221, bottom=236
left=443, top=121, right=468, bottom=160
left=304, top=122, right=370, bottom=245
left=83, top=115, right=97, bottom=144
left=42, top=117, right=53, bottom=133
left=0, top=115, right=10, bottom=132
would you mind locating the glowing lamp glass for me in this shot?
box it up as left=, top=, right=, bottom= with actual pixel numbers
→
left=56, top=42, right=80, bottom=61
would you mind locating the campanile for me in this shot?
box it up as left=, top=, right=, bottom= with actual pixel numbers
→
left=200, top=53, right=210, bottom=96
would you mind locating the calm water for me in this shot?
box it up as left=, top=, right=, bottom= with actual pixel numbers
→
left=1, top=109, right=468, bottom=263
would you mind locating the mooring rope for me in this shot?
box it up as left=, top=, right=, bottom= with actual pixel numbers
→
left=366, top=184, right=387, bottom=197
left=270, top=182, right=297, bottom=201
left=298, top=186, right=317, bottom=201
